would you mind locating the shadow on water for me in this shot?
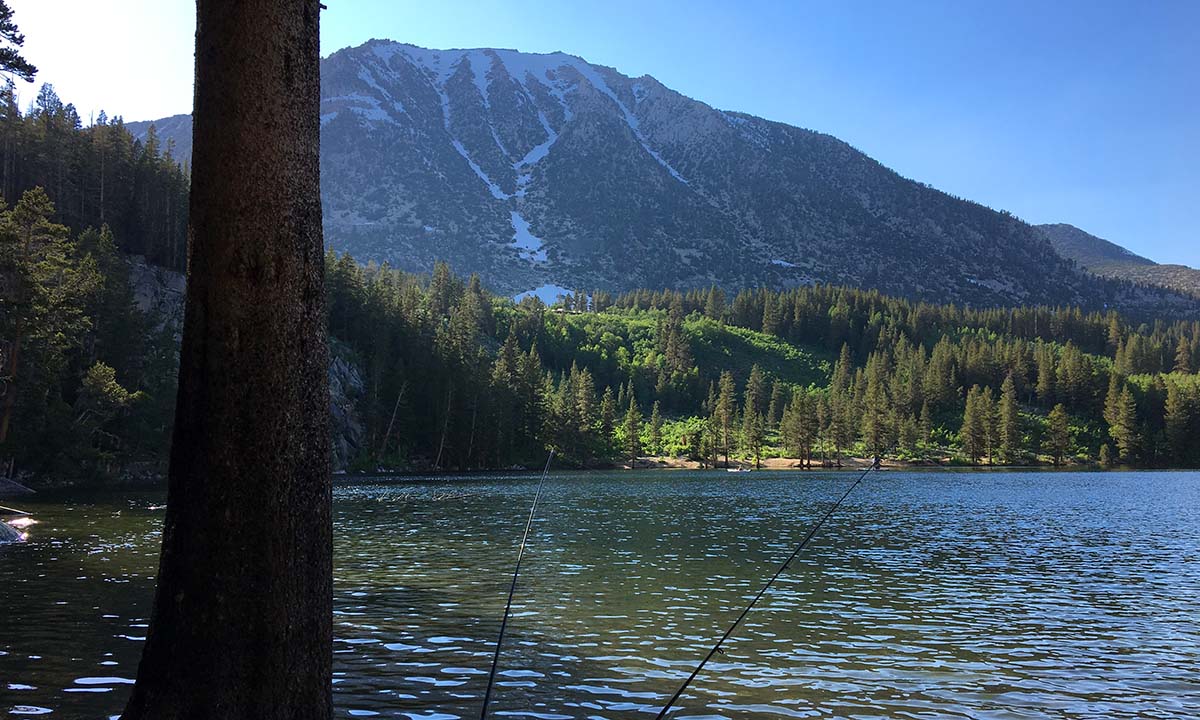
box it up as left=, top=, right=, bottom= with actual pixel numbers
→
left=2, top=471, right=1200, bottom=719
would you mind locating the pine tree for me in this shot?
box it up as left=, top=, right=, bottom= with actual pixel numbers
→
left=896, top=411, right=919, bottom=457
left=761, top=294, right=781, bottom=335
left=1036, top=344, right=1056, bottom=405
left=766, top=379, right=786, bottom=431
left=797, top=391, right=819, bottom=467
left=0, top=188, right=101, bottom=449
left=980, top=386, right=998, bottom=464
left=0, top=1, right=37, bottom=83
left=999, top=374, right=1020, bottom=463
left=779, top=395, right=795, bottom=450
left=1106, top=383, right=1139, bottom=463
left=1164, top=381, right=1192, bottom=466
left=859, top=353, right=892, bottom=461
left=622, top=394, right=642, bottom=467
left=924, top=337, right=958, bottom=412
left=828, top=388, right=853, bottom=466
left=742, top=365, right=765, bottom=468
left=1103, top=373, right=1122, bottom=430
left=1174, top=336, right=1192, bottom=374
left=961, top=385, right=985, bottom=464
left=918, top=400, right=933, bottom=450
left=575, top=366, right=596, bottom=433
left=715, top=370, right=736, bottom=467
left=599, top=386, right=616, bottom=444
left=663, top=293, right=692, bottom=377
left=703, top=286, right=725, bottom=320
left=489, top=332, right=522, bottom=464
left=648, top=400, right=663, bottom=456
left=1045, top=403, right=1071, bottom=466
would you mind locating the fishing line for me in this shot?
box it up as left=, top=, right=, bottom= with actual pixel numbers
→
left=654, top=459, right=880, bottom=719
left=479, top=448, right=555, bottom=720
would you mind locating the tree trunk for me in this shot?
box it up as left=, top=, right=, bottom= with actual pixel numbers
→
left=465, top=391, right=478, bottom=468
left=0, top=315, right=22, bottom=444
left=122, top=2, right=330, bottom=719
left=434, top=382, right=453, bottom=470
left=379, top=382, right=407, bottom=457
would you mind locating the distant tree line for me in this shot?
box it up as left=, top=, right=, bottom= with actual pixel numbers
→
left=0, top=83, right=189, bottom=271
left=325, top=256, right=1200, bottom=471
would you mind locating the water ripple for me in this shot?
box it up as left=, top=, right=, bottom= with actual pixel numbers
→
left=1, top=472, right=1198, bottom=719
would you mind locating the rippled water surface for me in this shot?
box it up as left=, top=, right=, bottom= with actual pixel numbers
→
left=2, top=470, right=1199, bottom=718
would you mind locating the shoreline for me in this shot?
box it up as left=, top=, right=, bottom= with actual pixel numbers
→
left=14, top=458, right=1180, bottom=493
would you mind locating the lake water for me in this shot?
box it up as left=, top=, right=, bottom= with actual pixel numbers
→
left=2, top=470, right=1199, bottom=719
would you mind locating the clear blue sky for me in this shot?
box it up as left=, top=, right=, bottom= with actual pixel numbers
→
left=10, top=0, right=1199, bottom=266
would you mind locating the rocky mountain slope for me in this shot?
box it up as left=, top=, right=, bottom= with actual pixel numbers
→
left=1038, top=223, right=1200, bottom=298
left=130, top=40, right=1197, bottom=314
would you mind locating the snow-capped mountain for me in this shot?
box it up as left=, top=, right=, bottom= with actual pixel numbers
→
left=129, top=40, right=1196, bottom=311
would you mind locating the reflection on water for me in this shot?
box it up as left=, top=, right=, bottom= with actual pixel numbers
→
left=2, top=471, right=1199, bottom=718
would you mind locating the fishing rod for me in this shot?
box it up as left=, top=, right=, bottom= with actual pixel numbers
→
left=480, top=448, right=555, bottom=720
left=654, top=458, right=881, bottom=719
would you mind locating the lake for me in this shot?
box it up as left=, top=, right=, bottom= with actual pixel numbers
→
left=2, top=470, right=1199, bottom=719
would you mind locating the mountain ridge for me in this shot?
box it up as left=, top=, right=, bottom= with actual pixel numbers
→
left=1037, top=223, right=1200, bottom=298
left=128, top=40, right=1198, bottom=315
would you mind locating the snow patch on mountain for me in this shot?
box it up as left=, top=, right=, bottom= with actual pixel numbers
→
left=383, top=44, right=460, bottom=84
left=566, top=61, right=688, bottom=184
left=510, top=211, right=547, bottom=262
left=489, top=124, right=511, bottom=161
left=325, top=92, right=398, bottom=126
left=434, top=80, right=511, bottom=200
left=468, top=51, right=494, bottom=108
left=486, top=49, right=577, bottom=126
left=514, top=284, right=573, bottom=305
left=516, top=112, right=558, bottom=169
left=356, top=66, right=404, bottom=112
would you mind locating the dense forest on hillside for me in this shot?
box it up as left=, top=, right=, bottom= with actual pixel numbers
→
left=0, top=83, right=189, bottom=271
left=324, top=256, right=1200, bottom=472
left=2, top=83, right=1199, bottom=483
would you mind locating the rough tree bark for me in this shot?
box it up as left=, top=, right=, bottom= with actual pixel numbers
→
left=122, top=1, right=330, bottom=718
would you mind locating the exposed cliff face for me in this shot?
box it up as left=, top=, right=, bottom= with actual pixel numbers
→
left=131, top=41, right=1199, bottom=315
left=128, top=255, right=185, bottom=334
left=127, top=258, right=367, bottom=471
left=328, top=348, right=366, bottom=470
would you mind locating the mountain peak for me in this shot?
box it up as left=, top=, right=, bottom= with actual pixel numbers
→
left=128, top=41, right=1199, bottom=315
